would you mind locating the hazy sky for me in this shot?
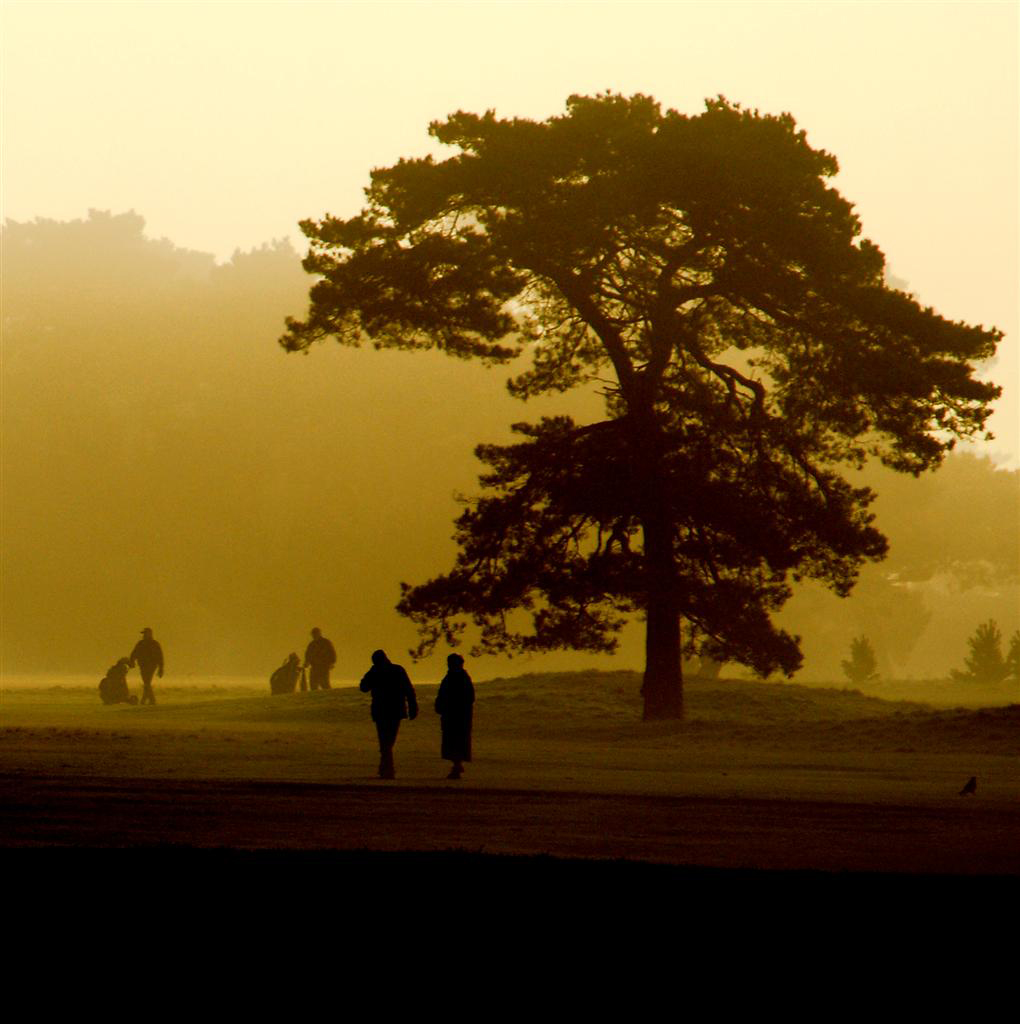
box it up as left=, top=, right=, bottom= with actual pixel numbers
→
left=2, top=0, right=1017, bottom=464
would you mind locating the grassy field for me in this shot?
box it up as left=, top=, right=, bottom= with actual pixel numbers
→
left=2, top=670, right=1018, bottom=877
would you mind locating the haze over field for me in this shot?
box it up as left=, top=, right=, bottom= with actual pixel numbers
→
left=2, top=2, right=1017, bottom=688
left=2, top=210, right=1018, bottom=685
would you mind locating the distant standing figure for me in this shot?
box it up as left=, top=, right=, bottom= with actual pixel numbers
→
left=359, top=649, right=418, bottom=779
left=129, top=627, right=164, bottom=706
left=99, top=657, right=137, bottom=705
left=304, top=628, right=337, bottom=691
left=270, top=653, right=302, bottom=695
left=435, top=653, right=475, bottom=780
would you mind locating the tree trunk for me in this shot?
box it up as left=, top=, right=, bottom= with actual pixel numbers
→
left=641, top=513, right=684, bottom=720
left=642, top=597, right=684, bottom=719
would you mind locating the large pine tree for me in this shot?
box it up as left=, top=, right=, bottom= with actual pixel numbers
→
left=282, top=94, right=1001, bottom=718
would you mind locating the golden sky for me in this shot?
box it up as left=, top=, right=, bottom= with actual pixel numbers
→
left=2, top=0, right=1017, bottom=464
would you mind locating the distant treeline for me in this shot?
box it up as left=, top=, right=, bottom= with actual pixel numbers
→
left=2, top=211, right=1016, bottom=679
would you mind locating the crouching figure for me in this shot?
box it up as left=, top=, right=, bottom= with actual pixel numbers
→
left=270, top=652, right=303, bottom=695
left=99, top=658, right=137, bottom=705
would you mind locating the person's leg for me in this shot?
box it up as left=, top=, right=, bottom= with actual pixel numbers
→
left=375, top=722, right=386, bottom=776
left=381, top=722, right=396, bottom=778
left=141, top=669, right=156, bottom=705
left=376, top=720, right=399, bottom=778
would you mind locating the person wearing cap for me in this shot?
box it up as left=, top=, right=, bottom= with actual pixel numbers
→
left=303, top=627, right=337, bottom=691
left=129, top=627, right=164, bottom=705
left=434, top=652, right=475, bottom=780
left=359, top=649, right=418, bottom=779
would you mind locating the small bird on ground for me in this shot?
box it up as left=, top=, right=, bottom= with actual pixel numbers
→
left=959, top=776, right=977, bottom=796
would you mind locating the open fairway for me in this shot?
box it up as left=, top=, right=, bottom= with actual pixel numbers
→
left=2, top=672, right=1018, bottom=877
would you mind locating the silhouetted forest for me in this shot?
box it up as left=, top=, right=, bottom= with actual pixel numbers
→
left=2, top=211, right=1016, bottom=680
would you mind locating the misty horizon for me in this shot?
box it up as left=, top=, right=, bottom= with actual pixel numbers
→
left=2, top=208, right=1016, bottom=688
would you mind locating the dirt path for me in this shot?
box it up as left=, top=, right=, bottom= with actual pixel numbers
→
left=3, top=772, right=1018, bottom=876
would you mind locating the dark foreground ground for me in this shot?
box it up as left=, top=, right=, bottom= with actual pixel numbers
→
left=4, top=771, right=1019, bottom=877
left=5, top=772, right=1019, bottom=951
left=4, top=777, right=1019, bottom=970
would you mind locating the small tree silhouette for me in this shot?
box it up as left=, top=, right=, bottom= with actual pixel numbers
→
left=841, top=635, right=879, bottom=685
left=1006, top=630, right=1020, bottom=684
left=951, top=620, right=1009, bottom=685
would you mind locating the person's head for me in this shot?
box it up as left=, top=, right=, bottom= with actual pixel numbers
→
left=447, top=653, right=465, bottom=669
left=288, top=652, right=299, bottom=664
left=311, top=627, right=321, bottom=639
left=117, top=657, right=130, bottom=668
left=371, top=649, right=389, bottom=666
left=141, top=627, right=152, bottom=637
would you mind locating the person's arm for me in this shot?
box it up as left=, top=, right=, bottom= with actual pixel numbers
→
left=359, top=669, right=373, bottom=693
left=157, top=642, right=164, bottom=677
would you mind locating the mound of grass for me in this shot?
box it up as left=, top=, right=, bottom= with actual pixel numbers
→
left=5, top=669, right=1016, bottom=756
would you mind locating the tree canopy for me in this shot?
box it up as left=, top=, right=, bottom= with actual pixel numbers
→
left=282, top=94, right=1001, bottom=718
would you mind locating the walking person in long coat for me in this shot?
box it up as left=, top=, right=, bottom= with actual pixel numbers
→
left=359, top=649, right=418, bottom=779
left=435, top=653, right=475, bottom=780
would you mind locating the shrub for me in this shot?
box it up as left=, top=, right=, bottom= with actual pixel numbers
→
left=951, top=620, right=1010, bottom=685
left=1007, top=630, right=1020, bottom=683
left=841, top=636, right=879, bottom=685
